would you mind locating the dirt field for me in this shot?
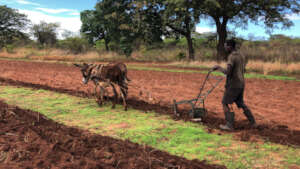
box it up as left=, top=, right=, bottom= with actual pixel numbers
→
left=0, top=60, right=299, bottom=146
left=0, top=100, right=225, bottom=169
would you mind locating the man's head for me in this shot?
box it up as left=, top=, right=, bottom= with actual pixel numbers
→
left=224, top=39, right=236, bottom=54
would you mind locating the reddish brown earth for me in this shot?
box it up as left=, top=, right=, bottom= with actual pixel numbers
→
left=0, top=60, right=300, bottom=146
left=0, top=100, right=225, bottom=169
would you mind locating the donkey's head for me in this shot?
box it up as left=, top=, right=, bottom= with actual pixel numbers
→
left=74, top=63, right=94, bottom=84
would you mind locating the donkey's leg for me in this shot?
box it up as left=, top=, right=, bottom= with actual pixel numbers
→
left=95, top=85, right=102, bottom=106
left=124, top=84, right=128, bottom=99
left=94, top=85, right=99, bottom=104
left=99, top=86, right=105, bottom=104
left=121, top=83, right=128, bottom=99
left=120, top=86, right=127, bottom=111
left=110, top=83, right=118, bottom=109
left=119, top=81, right=128, bottom=98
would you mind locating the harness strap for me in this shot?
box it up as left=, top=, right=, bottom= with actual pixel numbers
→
left=90, top=64, right=103, bottom=79
left=99, top=64, right=104, bottom=76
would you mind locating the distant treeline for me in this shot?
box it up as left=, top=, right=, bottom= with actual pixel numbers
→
left=1, top=1, right=300, bottom=62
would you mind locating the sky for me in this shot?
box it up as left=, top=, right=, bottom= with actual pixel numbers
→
left=1, top=0, right=300, bottom=40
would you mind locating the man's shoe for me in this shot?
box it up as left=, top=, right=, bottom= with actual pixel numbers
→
left=219, top=124, right=233, bottom=131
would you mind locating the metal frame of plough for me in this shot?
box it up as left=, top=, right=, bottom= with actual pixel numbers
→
left=173, top=71, right=224, bottom=119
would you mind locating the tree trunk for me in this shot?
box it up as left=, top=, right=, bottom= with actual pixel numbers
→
left=216, top=18, right=228, bottom=61
left=186, top=32, right=195, bottom=60
left=217, top=28, right=227, bottom=61
left=184, top=10, right=194, bottom=61
left=104, top=36, right=109, bottom=51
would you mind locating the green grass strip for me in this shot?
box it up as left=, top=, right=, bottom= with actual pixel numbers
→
left=128, top=65, right=298, bottom=81
left=0, top=85, right=299, bottom=169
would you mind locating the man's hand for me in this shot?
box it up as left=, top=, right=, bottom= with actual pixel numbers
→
left=211, top=65, right=220, bottom=71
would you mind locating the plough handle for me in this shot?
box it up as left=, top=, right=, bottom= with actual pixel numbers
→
left=193, top=71, right=213, bottom=107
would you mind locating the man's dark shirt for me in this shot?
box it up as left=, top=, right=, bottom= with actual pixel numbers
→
left=225, top=51, right=246, bottom=89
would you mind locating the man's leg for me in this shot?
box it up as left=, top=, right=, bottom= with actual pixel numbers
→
left=220, top=104, right=235, bottom=130
left=235, top=88, right=256, bottom=126
left=240, top=103, right=256, bottom=126
left=221, top=88, right=237, bottom=131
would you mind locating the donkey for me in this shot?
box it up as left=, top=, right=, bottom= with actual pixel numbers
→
left=74, top=62, right=129, bottom=111
left=107, top=62, right=131, bottom=84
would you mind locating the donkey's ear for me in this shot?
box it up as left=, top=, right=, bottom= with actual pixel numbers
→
left=73, top=63, right=81, bottom=67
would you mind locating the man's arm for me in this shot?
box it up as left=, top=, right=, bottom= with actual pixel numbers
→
left=212, top=64, right=233, bottom=75
left=212, top=54, right=234, bottom=75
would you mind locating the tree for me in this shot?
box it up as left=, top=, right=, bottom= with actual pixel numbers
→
left=80, top=9, right=110, bottom=51
left=0, top=5, right=29, bottom=48
left=131, top=1, right=165, bottom=45
left=160, top=0, right=202, bottom=60
left=61, top=29, right=76, bottom=39
left=97, top=0, right=138, bottom=56
left=200, top=0, right=300, bottom=60
left=31, top=21, right=59, bottom=46
left=58, top=37, right=89, bottom=54
left=270, top=34, right=291, bottom=40
left=81, top=0, right=140, bottom=56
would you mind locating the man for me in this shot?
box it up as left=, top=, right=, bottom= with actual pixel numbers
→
left=212, top=39, right=256, bottom=131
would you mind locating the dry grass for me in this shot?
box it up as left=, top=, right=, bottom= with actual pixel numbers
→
left=168, top=60, right=300, bottom=75
left=1, top=47, right=300, bottom=75
left=246, top=61, right=300, bottom=75
left=0, top=47, right=123, bottom=61
left=168, top=60, right=227, bottom=68
left=131, top=47, right=185, bottom=61
left=240, top=41, right=300, bottom=63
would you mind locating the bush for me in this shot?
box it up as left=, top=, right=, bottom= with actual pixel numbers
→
left=177, top=38, right=188, bottom=48
left=143, top=42, right=163, bottom=50
left=108, top=41, right=120, bottom=52
left=163, top=38, right=179, bottom=48
left=176, top=52, right=186, bottom=60
left=94, top=40, right=106, bottom=51
left=193, top=38, right=206, bottom=48
left=203, top=50, right=214, bottom=60
left=120, top=37, right=133, bottom=57
left=58, top=37, right=89, bottom=54
left=5, top=44, right=16, bottom=53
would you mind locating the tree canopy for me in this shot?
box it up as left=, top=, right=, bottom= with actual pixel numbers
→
left=81, top=0, right=300, bottom=59
left=160, top=0, right=202, bottom=60
left=31, top=21, right=60, bottom=46
left=0, top=5, right=29, bottom=48
left=81, top=0, right=166, bottom=56
left=199, top=0, right=300, bottom=59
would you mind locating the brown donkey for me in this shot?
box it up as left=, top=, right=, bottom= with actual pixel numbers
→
left=74, top=62, right=129, bottom=111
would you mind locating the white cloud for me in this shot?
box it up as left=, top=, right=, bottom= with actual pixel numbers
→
left=286, top=13, right=300, bottom=20
left=196, top=26, right=216, bottom=33
left=35, top=7, right=78, bottom=14
left=15, top=0, right=40, bottom=6
left=69, top=12, right=80, bottom=16
left=19, top=9, right=81, bottom=37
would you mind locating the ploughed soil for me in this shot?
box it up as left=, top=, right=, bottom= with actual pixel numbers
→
left=0, top=60, right=300, bottom=147
left=0, top=100, right=226, bottom=169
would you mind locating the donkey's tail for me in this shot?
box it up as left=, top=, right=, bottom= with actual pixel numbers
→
left=123, top=72, right=131, bottom=82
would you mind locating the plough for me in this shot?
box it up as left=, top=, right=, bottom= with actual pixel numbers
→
left=173, top=71, right=224, bottom=120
